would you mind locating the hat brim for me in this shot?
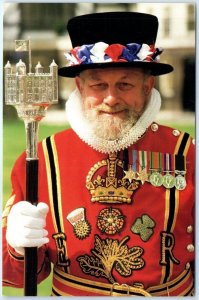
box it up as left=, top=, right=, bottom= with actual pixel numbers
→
left=58, top=61, right=173, bottom=78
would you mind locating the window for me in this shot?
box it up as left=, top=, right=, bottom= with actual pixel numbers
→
left=187, top=4, right=195, bottom=31
left=163, top=7, right=170, bottom=37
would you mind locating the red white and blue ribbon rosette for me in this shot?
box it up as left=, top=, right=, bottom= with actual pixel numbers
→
left=64, top=42, right=163, bottom=66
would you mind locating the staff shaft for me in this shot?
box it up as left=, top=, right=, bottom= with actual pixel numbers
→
left=24, top=124, right=39, bottom=296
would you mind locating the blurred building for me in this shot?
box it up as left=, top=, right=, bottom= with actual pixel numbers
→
left=135, top=3, right=195, bottom=111
left=3, top=3, right=195, bottom=112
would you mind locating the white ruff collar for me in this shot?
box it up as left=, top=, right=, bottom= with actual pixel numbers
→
left=66, top=88, right=161, bottom=153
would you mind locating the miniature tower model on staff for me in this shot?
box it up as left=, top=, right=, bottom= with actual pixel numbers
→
left=4, top=39, right=58, bottom=296
left=4, top=40, right=58, bottom=122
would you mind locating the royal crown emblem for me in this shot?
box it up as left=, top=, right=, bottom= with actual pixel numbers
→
left=86, top=153, right=140, bottom=204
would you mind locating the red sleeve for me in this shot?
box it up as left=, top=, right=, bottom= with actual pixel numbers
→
left=2, top=152, right=51, bottom=288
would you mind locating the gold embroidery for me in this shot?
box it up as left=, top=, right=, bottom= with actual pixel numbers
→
left=67, top=207, right=91, bottom=240
left=77, top=235, right=144, bottom=283
left=52, top=232, right=70, bottom=267
left=73, top=220, right=91, bottom=240
left=160, top=232, right=180, bottom=266
left=97, top=207, right=125, bottom=235
left=86, top=153, right=139, bottom=204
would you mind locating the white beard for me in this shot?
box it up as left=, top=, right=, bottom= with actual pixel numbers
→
left=84, top=105, right=141, bottom=141
left=65, top=88, right=161, bottom=153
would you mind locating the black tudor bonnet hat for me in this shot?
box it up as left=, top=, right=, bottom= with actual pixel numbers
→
left=58, top=11, right=174, bottom=77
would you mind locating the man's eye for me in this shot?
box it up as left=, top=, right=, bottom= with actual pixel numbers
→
left=91, top=83, right=107, bottom=90
left=118, top=82, right=133, bottom=90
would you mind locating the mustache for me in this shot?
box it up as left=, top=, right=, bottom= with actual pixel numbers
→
left=90, top=104, right=142, bottom=119
left=93, top=103, right=129, bottom=113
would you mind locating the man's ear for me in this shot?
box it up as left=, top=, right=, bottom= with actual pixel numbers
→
left=144, top=76, right=155, bottom=96
left=75, top=76, right=82, bottom=93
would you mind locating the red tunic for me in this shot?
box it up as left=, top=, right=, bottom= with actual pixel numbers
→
left=2, top=123, right=195, bottom=296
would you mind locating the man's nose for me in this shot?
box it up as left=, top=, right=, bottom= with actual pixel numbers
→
left=103, top=87, right=120, bottom=106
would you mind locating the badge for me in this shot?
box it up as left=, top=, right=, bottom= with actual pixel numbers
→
left=149, top=151, right=163, bottom=187
left=66, top=208, right=91, bottom=240
left=131, top=214, right=156, bottom=242
left=97, top=207, right=125, bottom=235
left=162, top=153, right=175, bottom=188
left=123, top=169, right=137, bottom=183
left=175, top=155, right=187, bottom=191
left=137, top=169, right=149, bottom=184
left=149, top=172, right=163, bottom=187
left=86, top=153, right=140, bottom=204
left=162, top=173, right=176, bottom=189
left=175, top=175, right=187, bottom=190
left=77, top=235, right=145, bottom=283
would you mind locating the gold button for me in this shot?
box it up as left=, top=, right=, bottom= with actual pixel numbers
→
left=172, top=129, right=180, bottom=136
left=187, top=244, right=194, bottom=252
left=185, top=262, right=190, bottom=269
left=151, top=123, right=158, bottom=132
left=187, top=225, right=193, bottom=233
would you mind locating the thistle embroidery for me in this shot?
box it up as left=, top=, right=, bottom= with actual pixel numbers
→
left=77, top=234, right=144, bottom=283
left=66, top=207, right=91, bottom=240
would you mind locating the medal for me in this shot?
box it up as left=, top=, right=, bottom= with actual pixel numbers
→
left=137, top=151, right=149, bottom=184
left=123, top=169, right=137, bottom=183
left=175, top=155, right=187, bottom=190
left=137, top=168, right=149, bottom=184
left=175, top=174, right=187, bottom=190
left=97, top=207, right=125, bottom=235
left=162, top=153, right=175, bottom=188
left=66, top=207, right=91, bottom=240
left=149, top=171, right=163, bottom=187
left=149, top=152, right=163, bottom=187
left=162, top=173, right=176, bottom=188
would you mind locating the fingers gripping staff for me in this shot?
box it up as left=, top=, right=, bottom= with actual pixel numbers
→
left=4, top=40, right=58, bottom=295
left=6, top=202, right=49, bottom=255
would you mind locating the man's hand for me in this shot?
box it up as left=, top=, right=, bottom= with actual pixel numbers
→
left=6, top=201, right=49, bottom=255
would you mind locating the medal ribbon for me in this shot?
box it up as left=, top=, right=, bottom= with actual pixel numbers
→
left=164, top=153, right=172, bottom=173
left=132, top=150, right=137, bottom=172
left=130, top=151, right=185, bottom=177
left=139, top=150, right=147, bottom=172
left=175, top=155, right=186, bottom=175
left=158, top=152, right=162, bottom=173
left=150, top=152, right=162, bottom=173
left=150, top=152, right=154, bottom=174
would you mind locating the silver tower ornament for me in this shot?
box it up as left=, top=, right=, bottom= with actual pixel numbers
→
left=4, top=40, right=58, bottom=159
left=4, top=39, right=58, bottom=296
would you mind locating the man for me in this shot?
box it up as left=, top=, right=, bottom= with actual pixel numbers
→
left=3, top=12, right=195, bottom=296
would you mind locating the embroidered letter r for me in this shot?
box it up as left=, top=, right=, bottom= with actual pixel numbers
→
left=160, top=231, right=180, bottom=266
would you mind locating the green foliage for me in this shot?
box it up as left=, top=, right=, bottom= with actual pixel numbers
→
left=3, top=121, right=68, bottom=206
left=3, top=272, right=52, bottom=296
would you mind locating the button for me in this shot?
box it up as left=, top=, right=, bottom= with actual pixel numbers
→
left=187, top=225, right=193, bottom=233
left=192, top=139, right=195, bottom=145
left=185, top=262, right=190, bottom=269
left=151, top=123, right=158, bottom=132
left=172, top=129, right=180, bottom=136
left=187, top=244, right=194, bottom=252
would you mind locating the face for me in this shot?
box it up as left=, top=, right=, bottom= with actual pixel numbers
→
left=76, top=67, right=155, bottom=140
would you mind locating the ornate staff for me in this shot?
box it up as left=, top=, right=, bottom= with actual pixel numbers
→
left=4, top=40, right=58, bottom=295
